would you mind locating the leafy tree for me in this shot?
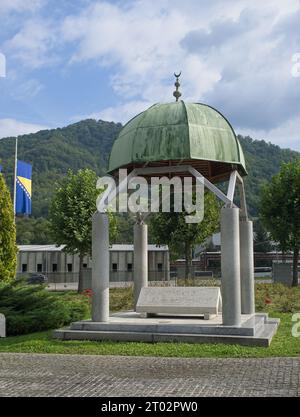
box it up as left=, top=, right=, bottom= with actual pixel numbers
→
left=150, top=191, right=220, bottom=280
left=0, top=173, right=18, bottom=282
left=49, top=169, right=117, bottom=292
left=254, top=220, right=273, bottom=253
left=260, top=158, right=300, bottom=286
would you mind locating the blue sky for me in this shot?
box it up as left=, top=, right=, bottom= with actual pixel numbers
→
left=0, top=0, right=300, bottom=150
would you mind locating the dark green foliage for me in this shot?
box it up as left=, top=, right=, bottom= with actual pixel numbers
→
left=260, top=158, right=300, bottom=286
left=49, top=168, right=101, bottom=256
left=16, top=217, right=52, bottom=244
left=0, top=119, right=122, bottom=218
left=0, top=120, right=299, bottom=245
left=0, top=174, right=17, bottom=282
left=254, top=220, right=273, bottom=253
left=238, top=135, right=299, bottom=217
left=0, top=281, right=90, bottom=335
left=150, top=192, right=220, bottom=277
left=49, top=168, right=117, bottom=292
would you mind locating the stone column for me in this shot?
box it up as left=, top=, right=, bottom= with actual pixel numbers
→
left=134, top=222, right=148, bottom=309
left=240, top=220, right=255, bottom=315
left=221, top=207, right=241, bottom=326
left=92, top=212, right=109, bottom=322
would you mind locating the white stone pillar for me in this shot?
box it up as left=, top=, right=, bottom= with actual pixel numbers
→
left=240, top=220, right=255, bottom=315
left=92, top=212, right=109, bottom=322
left=134, top=222, right=148, bottom=308
left=221, top=207, right=241, bottom=326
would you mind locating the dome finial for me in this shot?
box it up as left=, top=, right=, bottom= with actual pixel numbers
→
left=173, top=72, right=182, bottom=102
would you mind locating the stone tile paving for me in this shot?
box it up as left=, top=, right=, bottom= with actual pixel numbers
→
left=0, top=353, right=299, bottom=397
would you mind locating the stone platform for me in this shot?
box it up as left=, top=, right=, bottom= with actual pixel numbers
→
left=54, top=311, right=280, bottom=347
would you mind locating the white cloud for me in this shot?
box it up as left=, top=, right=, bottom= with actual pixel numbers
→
left=5, top=19, right=59, bottom=69
left=0, top=0, right=45, bottom=15
left=61, top=0, right=300, bottom=151
left=1, top=0, right=300, bottom=151
left=0, top=119, right=48, bottom=139
left=71, top=100, right=153, bottom=125
left=11, top=79, right=44, bottom=99
left=238, top=115, right=300, bottom=152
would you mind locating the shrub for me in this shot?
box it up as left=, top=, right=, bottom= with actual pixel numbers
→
left=0, top=281, right=90, bottom=336
left=0, top=174, right=17, bottom=283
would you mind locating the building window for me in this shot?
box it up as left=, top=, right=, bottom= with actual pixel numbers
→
left=52, top=263, right=58, bottom=272
left=127, top=263, right=133, bottom=271
left=37, top=264, right=42, bottom=272
left=67, top=263, right=73, bottom=272
left=83, top=263, right=87, bottom=268
left=22, top=264, right=27, bottom=272
left=157, top=263, right=163, bottom=272
left=112, top=263, right=118, bottom=271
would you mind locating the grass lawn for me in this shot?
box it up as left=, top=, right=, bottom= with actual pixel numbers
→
left=0, top=285, right=299, bottom=358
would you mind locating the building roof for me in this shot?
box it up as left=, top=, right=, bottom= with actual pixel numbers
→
left=18, top=244, right=169, bottom=252
left=108, top=101, right=247, bottom=182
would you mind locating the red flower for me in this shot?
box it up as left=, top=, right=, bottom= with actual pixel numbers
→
left=265, top=297, right=272, bottom=305
left=82, top=289, right=93, bottom=298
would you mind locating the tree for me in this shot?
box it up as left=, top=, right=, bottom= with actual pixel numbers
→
left=253, top=220, right=273, bottom=253
left=260, top=158, right=300, bottom=286
left=0, top=173, right=17, bottom=282
left=49, top=169, right=117, bottom=292
left=150, top=191, right=220, bottom=280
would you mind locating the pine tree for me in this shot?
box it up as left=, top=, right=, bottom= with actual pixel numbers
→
left=0, top=173, right=18, bottom=282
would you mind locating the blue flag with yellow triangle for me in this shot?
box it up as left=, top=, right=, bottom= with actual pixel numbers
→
left=16, top=160, right=32, bottom=214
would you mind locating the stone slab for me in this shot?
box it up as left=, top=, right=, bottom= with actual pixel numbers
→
left=54, top=320, right=279, bottom=347
left=136, top=286, right=222, bottom=316
left=70, top=313, right=265, bottom=336
left=0, top=314, right=5, bottom=338
left=53, top=312, right=280, bottom=346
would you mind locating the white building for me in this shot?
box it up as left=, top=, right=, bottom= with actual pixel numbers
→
left=17, top=244, right=170, bottom=284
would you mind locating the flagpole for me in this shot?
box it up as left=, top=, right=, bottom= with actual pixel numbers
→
left=13, top=137, right=18, bottom=218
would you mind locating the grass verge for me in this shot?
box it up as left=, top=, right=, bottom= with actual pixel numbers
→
left=0, top=284, right=299, bottom=358
left=0, top=312, right=299, bottom=358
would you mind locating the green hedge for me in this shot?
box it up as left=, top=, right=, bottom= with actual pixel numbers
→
left=0, top=281, right=90, bottom=335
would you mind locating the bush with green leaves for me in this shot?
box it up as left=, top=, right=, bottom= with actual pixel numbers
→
left=0, top=281, right=90, bottom=336
left=0, top=173, right=17, bottom=283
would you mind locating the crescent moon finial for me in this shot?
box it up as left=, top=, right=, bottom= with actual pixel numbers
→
left=173, top=72, right=182, bottom=102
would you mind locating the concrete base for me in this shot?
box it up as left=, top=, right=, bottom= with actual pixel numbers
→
left=54, top=312, right=280, bottom=347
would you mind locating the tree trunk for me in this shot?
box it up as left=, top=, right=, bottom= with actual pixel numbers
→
left=185, top=242, right=192, bottom=283
left=77, top=252, right=84, bottom=293
left=292, top=247, right=299, bottom=287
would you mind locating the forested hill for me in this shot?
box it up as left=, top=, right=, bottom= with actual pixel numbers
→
left=0, top=119, right=122, bottom=217
left=0, top=118, right=299, bottom=218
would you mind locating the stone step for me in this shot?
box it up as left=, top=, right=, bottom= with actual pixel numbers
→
left=54, top=321, right=278, bottom=347
left=255, top=320, right=280, bottom=341
left=70, top=314, right=267, bottom=337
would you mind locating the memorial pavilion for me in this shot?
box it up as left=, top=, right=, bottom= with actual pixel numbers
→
left=54, top=75, right=279, bottom=346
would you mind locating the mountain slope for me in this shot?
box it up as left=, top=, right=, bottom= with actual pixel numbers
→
left=0, top=119, right=298, bottom=218
left=0, top=119, right=122, bottom=216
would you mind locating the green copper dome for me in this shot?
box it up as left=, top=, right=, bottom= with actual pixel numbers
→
left=108, top=101, right=247, bottom=182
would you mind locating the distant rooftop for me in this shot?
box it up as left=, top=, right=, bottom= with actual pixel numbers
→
left=18, top=244, right=168, bottom=252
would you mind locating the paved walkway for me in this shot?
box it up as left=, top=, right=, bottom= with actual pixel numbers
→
left=0, top=353, right=299, bottom=397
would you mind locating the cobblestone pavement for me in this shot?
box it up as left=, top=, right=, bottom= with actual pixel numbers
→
left=0, top=353, right=299, bottom=397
